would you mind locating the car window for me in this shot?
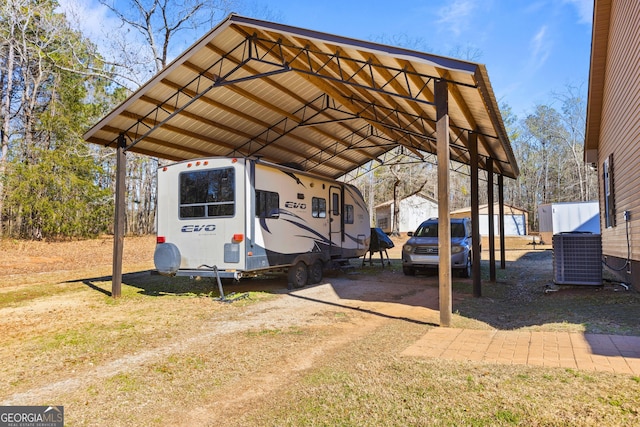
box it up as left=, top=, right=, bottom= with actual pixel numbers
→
left=414, top=221, right=467, bottom=238
left=415, top=223, right=438, bottom=237
left=451, top=223, right=466, bottom=238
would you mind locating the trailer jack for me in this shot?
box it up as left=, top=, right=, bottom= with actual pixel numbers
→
left=198, top=265, right=249, bottom=303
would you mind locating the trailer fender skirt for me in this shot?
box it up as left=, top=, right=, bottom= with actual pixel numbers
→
left=154, top=242, right=181, bottom=276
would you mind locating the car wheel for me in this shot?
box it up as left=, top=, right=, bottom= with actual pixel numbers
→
left=288, top=261, right=308, bottom=288
left=403, top=266, right=416, bottom=276
left=308, top=259, right=323, bottom=285
left=459, top=253, right=471, bottom=278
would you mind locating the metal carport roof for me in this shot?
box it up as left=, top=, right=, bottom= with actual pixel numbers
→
left=84, top=13, right=519, bottom=325
left=84, top=13, right=518, bottom=180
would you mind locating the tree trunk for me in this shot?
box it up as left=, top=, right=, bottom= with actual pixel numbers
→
left=392, top=176, right=401, bottom=236
left=0, top=37, right=14, bottom=236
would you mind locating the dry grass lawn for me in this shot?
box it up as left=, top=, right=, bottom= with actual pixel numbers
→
left=1, top=235, right=639, bottom=426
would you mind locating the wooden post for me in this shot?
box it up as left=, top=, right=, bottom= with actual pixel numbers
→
left=436, top=79, right=451, bottom=327
left=469, top=132, right=481, bottom=297
left=487, top=158, right=496, bottom=281
left=112, top=134, right=126, bottom=298
left=499, top=174, right=506, bottom=269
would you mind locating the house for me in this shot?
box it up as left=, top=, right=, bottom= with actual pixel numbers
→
left=585, top=0, right=640, bottom=289
left=538, top=201, right=600, bottom=244
left=374, top=193, right=438, bottom=234
left=450, top=204, right=528, bottom=236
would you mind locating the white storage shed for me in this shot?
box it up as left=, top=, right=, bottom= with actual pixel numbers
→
left=451, top=204, right=528, bottom=236
left=375, top=193, right=438, bottom=234
left=538, top=201, right=600, bottom=243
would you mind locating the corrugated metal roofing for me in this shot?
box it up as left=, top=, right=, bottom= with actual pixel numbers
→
left=84, top=14, right=518, bottom=179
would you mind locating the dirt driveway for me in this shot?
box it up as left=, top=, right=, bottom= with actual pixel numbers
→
left=0, top=236, right=443, bottom=415
left=2, top=235, right=639, bottom=426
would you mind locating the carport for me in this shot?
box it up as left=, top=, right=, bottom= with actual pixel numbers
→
left=83, top=14, right=519, bottom=326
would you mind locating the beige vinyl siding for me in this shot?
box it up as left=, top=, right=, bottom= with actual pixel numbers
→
left=598, top=0, right=640, bottom=261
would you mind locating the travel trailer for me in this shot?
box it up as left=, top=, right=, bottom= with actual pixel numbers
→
left=153, top=157, right=371, bottom=287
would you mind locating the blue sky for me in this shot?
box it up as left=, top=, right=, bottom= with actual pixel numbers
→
left=60, top=0, right=594, bottom=120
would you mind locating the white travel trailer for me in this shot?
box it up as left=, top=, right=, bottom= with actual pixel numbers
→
left=153, top=157, right=371, bottom=287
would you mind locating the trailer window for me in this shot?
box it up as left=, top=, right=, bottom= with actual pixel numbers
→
left=345, top=205, right=354, bottom=224
left=256, top=190, right=279, bottom=218
left=312, top=197, right=326, bottom=218
left=332, top=193, right=340, bottom=215
left=179, top=168, right=235, bottom=218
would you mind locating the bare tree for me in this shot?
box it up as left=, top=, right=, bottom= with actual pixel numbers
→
left=502, top=84, right=596, bottom=231
left=99, top=0, right=233, bottom=81
left=553, top=84, right=595, bottom=201
left=389, top=163, right=402, bottom=236
left=94, top=0, right=282, bottom=234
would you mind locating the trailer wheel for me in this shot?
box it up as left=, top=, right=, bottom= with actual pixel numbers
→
left=308, top=259, right=324, bottom=285
left=288, top=261, right=308, bottom=288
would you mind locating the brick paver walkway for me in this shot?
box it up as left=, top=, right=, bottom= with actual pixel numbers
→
left=402, top=328, right=640, bottom=375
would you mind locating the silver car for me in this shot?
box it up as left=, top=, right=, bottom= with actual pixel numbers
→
left=402, top=217, right=475, bottom=277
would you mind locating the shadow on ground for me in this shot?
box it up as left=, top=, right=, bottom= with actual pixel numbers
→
left=70, top=270, right=291, bottom=297
left=72, top=249, right=640, bottom=336
left=452, top=250, right=640, bottom=336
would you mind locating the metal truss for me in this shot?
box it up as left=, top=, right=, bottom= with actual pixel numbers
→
left=116, top=33, right=510, bottom=181
left=243, top=34, right=477, bottom=102
left=340, top=146, right=508, bottom=184
left=119, top=33, right=476, bottom=148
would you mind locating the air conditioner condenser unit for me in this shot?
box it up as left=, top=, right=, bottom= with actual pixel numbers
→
left=553, top=233, right=602, bottom=285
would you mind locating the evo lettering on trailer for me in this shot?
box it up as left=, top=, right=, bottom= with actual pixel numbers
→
left=284, top=201, right=306, bottom=209
left=181, top=224, right=216, bottom=232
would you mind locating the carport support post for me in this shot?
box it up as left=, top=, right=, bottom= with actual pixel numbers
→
left=112, top=134, right=126, bottom=298
left=436, top=79, right=452, bottom=327
left=487, top=158, right=496, bottom=281
left=499, top=174, right=506, bottom=269
left=469, top=131, right=481, bottom=297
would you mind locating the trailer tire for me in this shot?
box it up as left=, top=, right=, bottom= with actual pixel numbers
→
left=308, top=259, right=324, bottom=285
left=288, top=261, right=308, bottom=288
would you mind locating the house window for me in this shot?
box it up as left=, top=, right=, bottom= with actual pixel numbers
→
left=603, top=154, right=615, bottom=228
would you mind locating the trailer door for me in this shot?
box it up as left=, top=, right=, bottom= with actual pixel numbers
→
left=329, top=186, right=343, bottom=256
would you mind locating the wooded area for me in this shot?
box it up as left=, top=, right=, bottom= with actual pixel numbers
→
left=0, top=0, right=597, bottom=240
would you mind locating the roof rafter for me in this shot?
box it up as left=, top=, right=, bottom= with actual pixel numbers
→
left=261, top=32, right=426, bottom=160
left=242, top=32, right=476, bottom=101
left=241, top=28, right=411, bottom=154
left=146, top=80, right=353, bottom=172
left=197, top=42, right=383, bottom=167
